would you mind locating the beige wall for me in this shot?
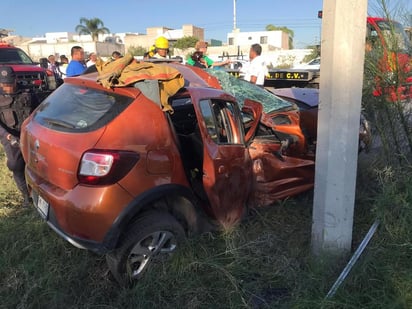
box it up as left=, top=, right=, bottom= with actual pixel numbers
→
left=18, top=41, right=125, bottom=61
left=124, top=25, right=205, bottom=51
left=124, top=34, right=155, bottom=50
left=146, top=27, right=171, bottom=37
left=182, top=25, right=204, bottom=39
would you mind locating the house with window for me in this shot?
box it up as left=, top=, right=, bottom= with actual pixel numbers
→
left=227, top=29, right=290, bottom=50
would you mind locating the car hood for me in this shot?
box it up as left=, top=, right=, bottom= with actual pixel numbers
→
left=7, top=64, right=45, bottom=73
left=268, top=87, right=319, bottom=108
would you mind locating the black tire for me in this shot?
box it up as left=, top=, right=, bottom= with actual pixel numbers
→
left=106, top=210, right=186, bottom=286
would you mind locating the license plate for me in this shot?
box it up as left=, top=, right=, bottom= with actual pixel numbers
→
left=36, top=195, right=49, bottom=219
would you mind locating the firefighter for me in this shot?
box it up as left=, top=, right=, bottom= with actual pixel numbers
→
left=148, top=45, right=156, bottom=58
left=0, top=66, right=39, bottom=207
left=153, top=36, right=170, bottom=59
left=143, top=45, right=156, bottom=60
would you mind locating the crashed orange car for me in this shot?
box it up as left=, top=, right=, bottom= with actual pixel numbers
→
left=20, top=58, right=316, bottom=285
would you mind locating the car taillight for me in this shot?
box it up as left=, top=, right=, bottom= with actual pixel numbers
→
left=78, top=150, right=139, bottom=185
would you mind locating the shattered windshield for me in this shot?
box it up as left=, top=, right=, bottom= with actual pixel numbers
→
left=206, top=69, right=293, bottom=113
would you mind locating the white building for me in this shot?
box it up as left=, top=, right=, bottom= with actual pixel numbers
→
left=45, top=32, right=74, bottom=43
left=228, top=29, right=289, bottom=50
left=14, top=25, right=310, bottom=68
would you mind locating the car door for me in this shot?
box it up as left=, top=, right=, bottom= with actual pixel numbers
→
left=188, top=88, right=253, bottom=227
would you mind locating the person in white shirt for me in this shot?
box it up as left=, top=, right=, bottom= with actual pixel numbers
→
left=58, top=55, right=69, bottom=77
left=47, top=55, right=61, bottom=79
left=244, top=43, right=267, bottom=86
left=86, top=52, right=97, bottom=67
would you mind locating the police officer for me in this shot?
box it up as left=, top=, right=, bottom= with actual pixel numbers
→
left=0, top=65, right=39, bottom=207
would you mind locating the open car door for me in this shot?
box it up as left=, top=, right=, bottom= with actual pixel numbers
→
left=242, top=98, right=263, bottom=143
left=189, top=88, right=253, bottom=227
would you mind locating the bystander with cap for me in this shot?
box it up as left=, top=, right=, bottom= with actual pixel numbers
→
left=187, top=41, right=230, bottom=68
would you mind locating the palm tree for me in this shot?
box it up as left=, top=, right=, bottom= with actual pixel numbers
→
left=75, top=17, right=110, bottom=42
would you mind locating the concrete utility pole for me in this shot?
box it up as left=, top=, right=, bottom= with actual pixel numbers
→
left=311, top=0, right=368, bottom=254
left=233, top=0, right=237, bottom=31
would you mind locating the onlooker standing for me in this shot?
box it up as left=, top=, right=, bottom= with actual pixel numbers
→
left=39, top=57, right=49, bottom=69
left=47, top=55, right=60, bottom=77
left=0, top=66, right=39, bottom=207
left=190, top=51, right=208, bottom=68
left=66, top=46, right=86, bottom=77
left=47, top=54, right=63, bottom=86
left=186, top=41, right=230, bottom=68
left=244, top=43, right=267, bottom=86
left=86, top=52, right=98, bottom=67
left=58, top=55, right=69, bottom=77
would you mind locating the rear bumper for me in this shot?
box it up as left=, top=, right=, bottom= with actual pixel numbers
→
left=25, top=166, right=134, bottom=253
left=31, top=190, right=109, bottom=254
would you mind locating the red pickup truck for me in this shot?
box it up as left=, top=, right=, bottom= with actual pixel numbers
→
left=0, top=43, right=56, bottom=101
left=366, top=17, right=412, bottom=101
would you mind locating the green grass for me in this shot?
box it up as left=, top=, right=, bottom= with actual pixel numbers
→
left=1, top=148, right=411, bottom=309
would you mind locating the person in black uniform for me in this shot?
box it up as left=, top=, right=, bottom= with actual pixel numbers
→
left=0, top=66, right=39, bottom=207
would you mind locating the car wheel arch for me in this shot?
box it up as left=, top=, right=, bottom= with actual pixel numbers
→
left=101, top=184, right=203, bottom=251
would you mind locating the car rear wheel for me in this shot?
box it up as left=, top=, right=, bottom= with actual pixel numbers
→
left=106, top=210, right=186, bottom=286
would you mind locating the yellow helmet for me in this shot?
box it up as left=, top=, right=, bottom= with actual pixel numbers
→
left=155, top=36, right=169, bottom=49
left=149, top=45, right=156, bottom=52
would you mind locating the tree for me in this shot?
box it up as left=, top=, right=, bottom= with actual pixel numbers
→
left=173, top=36, right=199, bottom=50
left=75, top=17, right=110, bottom=42
left=128, top=45, right=147, bottom=57
left=302, top=45, right=321, bottom=63
left=265, top=24, right=294, bottom=49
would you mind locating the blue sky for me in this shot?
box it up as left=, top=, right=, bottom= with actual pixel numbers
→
left=1, top=0, right=411, bottom=48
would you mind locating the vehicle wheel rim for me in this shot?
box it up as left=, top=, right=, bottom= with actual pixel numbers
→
left=127, top=230, right=177, bottom=279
